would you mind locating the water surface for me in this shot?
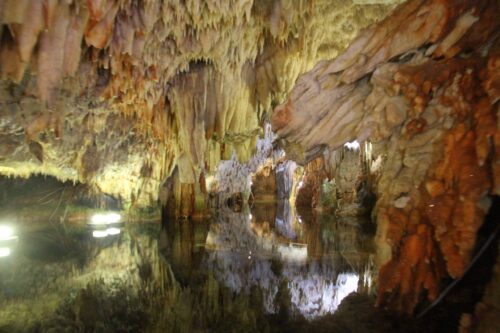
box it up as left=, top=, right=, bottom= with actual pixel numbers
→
left=0, top=204, right=375, bottom=332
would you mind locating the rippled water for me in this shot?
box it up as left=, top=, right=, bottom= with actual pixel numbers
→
left=0, top=203, right=375, bottom=332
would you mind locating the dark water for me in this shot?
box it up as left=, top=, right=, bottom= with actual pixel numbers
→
left=0, top=203, right=376, bottom=332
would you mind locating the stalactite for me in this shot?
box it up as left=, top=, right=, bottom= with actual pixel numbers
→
left=272, top=0, right=499, bottom=314
left=0, top=0, right=396, bottom=205
left=215, top=124, right=276, bottom=202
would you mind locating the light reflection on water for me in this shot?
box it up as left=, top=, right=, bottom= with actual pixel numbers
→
left=0, top=225, right=17, bottom=258
left=0, top=204, right=374, bottom=329
left=0, top=246, right=11, bottom=257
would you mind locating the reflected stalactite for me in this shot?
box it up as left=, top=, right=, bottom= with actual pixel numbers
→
left=0, top=207, right=376, bottom=330
left=204, top=206, right=374, bottom=319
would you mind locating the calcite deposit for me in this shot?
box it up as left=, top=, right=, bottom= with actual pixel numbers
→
left=272, top=0, right=499, bottom=313
left=0, top=0, right=399, bottom=207
left=0, top=0, right=498, bottom=319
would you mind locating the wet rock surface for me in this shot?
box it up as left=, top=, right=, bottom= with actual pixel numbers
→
left=272, top=0, right=500, bottom=313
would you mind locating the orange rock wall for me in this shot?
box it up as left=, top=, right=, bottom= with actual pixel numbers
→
left=272, top=0, right=500, bottom=314
left=377, top=48, right=498, bottom=314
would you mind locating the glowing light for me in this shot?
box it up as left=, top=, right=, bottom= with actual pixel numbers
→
left=92, top=230, right=108, bottom=238
left=90, top=212, right=121, bottom=225
left=248, top=214, right=253, bottom=219
left=0, top=225, right=17, bottom=241
left=344, top=140, right=360, bottom=150
left=92, top=227, right=121, bottom=238
left=0, top=247, right=11, bottom=257
left=298, top=181, right=304, bottom=189
left=106, top=227, right=121, bottom=235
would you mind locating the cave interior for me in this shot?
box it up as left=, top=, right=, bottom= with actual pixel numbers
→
left=0, top=0, right=499, bottom=332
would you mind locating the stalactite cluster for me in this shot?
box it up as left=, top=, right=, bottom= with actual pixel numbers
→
left=272, top=0, right=499, bottom=313
left=0, top=0, right=398, bottom=206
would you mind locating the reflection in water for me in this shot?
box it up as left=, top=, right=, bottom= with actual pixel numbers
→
left=204, top=204, right=373, bottom=319
left=0, top=206, right=374, bottom=331
left=0, top=225, right=17, bottom=258
left=88, top=224, right=124, bottom=239
left=0, top=222, right=165, bottom=332
left=87, top=212, right=124, bottom=238
left=0, top=246, right=11, bottom=257
left=275, top=200, right=297, bottom=240
left=92, top=227, right=121, bottom=238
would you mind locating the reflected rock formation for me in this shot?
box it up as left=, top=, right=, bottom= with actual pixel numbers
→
left=204, top=207, right=373, bottom=319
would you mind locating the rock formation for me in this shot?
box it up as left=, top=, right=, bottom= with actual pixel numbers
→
left=0, top=0, right=498, bottom=319
left=0, top=0, right=399, bottom=208
left=272, top=0, right=499, bottom=313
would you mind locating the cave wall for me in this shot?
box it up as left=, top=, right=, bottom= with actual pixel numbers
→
left=323, top=144, right=374, bottom=216
left=0, top=175, right=125, bottom=224
left=0, top=0, right=400, bottom=208
left=0, top=78, right=169, bottom=207
left=272, top=0, right=499, bottom=313
left=295, top=156, right=327, bottom=210
left=294, top=144, right=373, bottom=216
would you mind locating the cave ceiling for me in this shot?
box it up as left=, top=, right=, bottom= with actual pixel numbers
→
left=0, top=0, right=403, bottom=205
